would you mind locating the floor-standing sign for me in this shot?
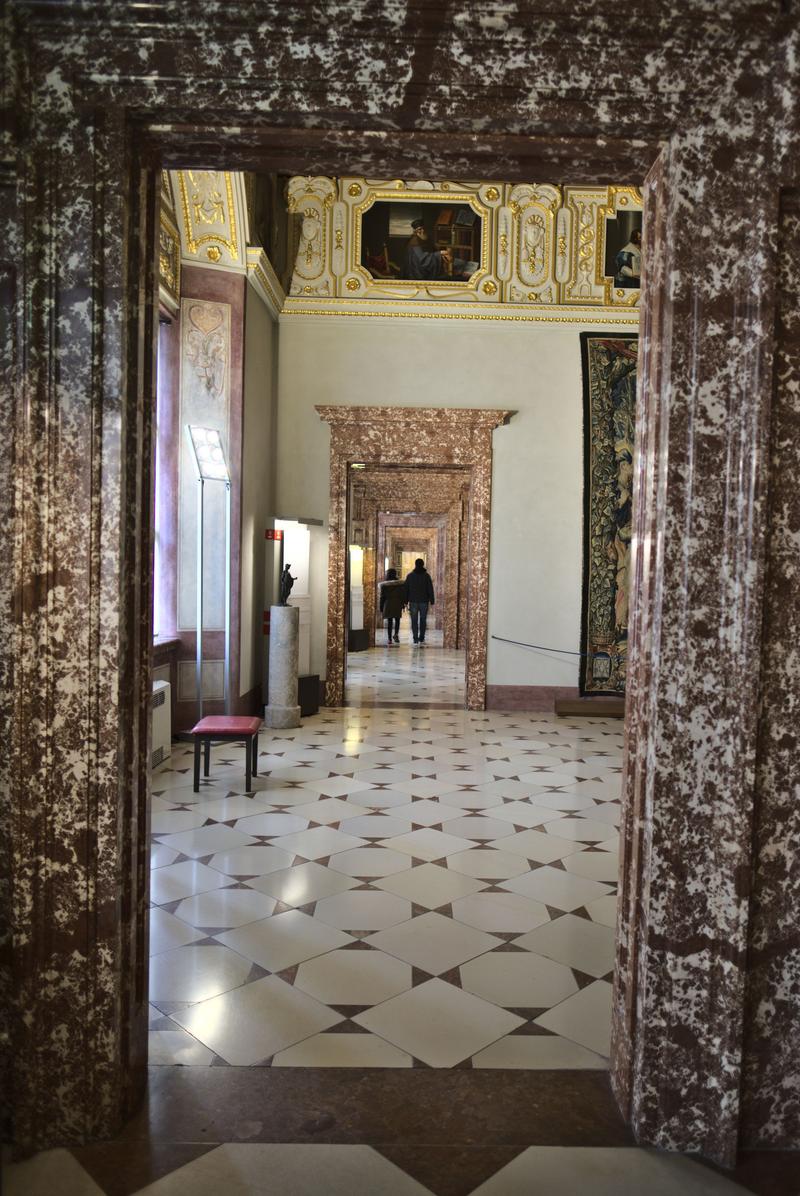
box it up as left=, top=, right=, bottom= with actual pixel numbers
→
left=186, top=425, right=232, bottom=718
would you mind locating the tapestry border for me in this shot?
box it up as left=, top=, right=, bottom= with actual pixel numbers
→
left=579, top=330, right=639, bottom=698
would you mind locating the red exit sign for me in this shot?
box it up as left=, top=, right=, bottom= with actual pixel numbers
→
left=265, top=529, right=284, bottom=540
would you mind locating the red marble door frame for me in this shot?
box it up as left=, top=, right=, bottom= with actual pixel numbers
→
left=5, top=3, right=800, bottom=1171
left=318, top=407, right=510, bottom=710
left=383, top=527, right=439, bottom=619
left=381, top=516, right=461, bottom=643
left=352, top=467, right=470, bottom=644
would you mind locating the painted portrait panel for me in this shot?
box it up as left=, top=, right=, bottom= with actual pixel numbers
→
left=603, top=210, right=643, bottom=290
left=359, top=200, right=482, bottom=286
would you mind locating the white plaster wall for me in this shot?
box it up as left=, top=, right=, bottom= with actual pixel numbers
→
left=239, top=284, right=278, bottom=697
left=275, top=315, right=636, bottom=688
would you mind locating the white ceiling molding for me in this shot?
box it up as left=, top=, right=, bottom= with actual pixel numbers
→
left=246, top=248, right=285, bottom=321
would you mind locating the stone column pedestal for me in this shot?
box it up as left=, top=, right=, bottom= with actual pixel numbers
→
left=265, top=604, right=301, bottom=728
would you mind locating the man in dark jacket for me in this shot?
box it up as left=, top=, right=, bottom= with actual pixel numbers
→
left=404, top=558, right=435, bottom=645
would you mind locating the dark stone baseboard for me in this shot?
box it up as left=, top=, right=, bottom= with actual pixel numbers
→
left=485, top=685, right=580, bottom=711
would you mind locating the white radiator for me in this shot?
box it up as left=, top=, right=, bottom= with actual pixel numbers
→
left=151, top=680, right=172, bottom=768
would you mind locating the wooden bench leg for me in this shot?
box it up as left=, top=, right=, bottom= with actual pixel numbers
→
left=193, top=737, right=201, bottom=792
left=204, top=738, right=210, bottom=777
left=251, top=733, right=258, bottom=777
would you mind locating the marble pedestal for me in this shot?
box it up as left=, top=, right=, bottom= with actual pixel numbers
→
left=265, top=604, right=301, bottom=729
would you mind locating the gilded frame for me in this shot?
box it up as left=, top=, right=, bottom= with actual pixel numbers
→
left=596, top=185, right=644, bottom=306
left=341, top=179, right=502, bottom=301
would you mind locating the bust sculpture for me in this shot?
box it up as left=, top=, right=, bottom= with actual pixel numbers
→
left=279, top=564, right=296, bottom=605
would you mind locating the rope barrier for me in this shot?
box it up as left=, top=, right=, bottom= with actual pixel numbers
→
left=491, top=634, right=590, bottom=658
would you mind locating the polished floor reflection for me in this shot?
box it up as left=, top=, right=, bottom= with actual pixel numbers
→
left=346, top=627, right=466, bottom=706
left=146, top=702, right=622, bottom=1070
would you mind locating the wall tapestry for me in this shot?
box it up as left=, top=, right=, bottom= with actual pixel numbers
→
left=579, top=332, right=638, bottom=696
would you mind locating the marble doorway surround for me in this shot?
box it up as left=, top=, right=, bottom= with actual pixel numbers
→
left=5, top=0, right=800, bottom=1176
left=318, top=407, right=511, bottom=712
left=355, top=468, right=469, bottom=647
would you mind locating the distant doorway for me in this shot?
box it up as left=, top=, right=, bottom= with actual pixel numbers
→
left=317, top=405, right=512, bottom=710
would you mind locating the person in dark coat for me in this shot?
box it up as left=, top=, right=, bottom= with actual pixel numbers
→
left=379, top=567, right=406, bottom=645
left=404, top=558, right=435, bottom=645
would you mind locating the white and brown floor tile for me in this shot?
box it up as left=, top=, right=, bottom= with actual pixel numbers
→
left=4, top=1070, right=782, bottom=1195
left=144, top=652, right=623, bottom=1072
left=2, top=1142, right=760, bottom=1196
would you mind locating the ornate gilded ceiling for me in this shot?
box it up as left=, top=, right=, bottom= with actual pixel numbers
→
left=159, top=170, right=283, bottom=318
left=159, top=171, right=641, bottom=325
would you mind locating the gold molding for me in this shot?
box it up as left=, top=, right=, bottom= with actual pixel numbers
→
left=351, top=186, right=492, bottom=297
left=291, top=177, right=642, bottom=311
left=595, top=185, right=644, bottom=306
left=284, top=305, right=638, bottom=325
left=176, top=170, right=238, bottom=258
left=246, top=247, right=285, bottom=318
left=158, top=208, right=180, bottom=309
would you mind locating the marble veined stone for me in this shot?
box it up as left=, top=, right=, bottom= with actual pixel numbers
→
left=265, top=605, right=301, bottom=729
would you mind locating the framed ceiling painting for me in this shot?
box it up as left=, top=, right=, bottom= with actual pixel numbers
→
left=360, top=198, right=482, bottom=285
left=346, top=180, right=499, bottom=301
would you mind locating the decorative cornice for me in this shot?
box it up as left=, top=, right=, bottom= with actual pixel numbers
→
left=163, top=167, right=641, bottom=325
left=246, top=247, right=285, bottom=320
left=316, top=405, right=513, bottom=430
left=285, top=303, right=639, bottom=326
left=170, top=169, right=250, bottom=273
left=289, top=176, right=643, bottom=310
left=158, top=207, right=180, bottom=315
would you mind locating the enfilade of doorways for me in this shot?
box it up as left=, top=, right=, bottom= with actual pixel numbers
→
left=143, top=179, right=616, bottom=1108
left=345, top=536, right=465, bottom=708
left=345, top=463, right=471, bottom=708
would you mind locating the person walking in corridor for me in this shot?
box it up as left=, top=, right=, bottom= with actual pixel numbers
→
left=404, top=558, right=435, bottom=645
left=379, top=568, right=406, bottom=645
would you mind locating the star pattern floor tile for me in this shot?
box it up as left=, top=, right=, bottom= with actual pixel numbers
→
left=147, top=647, right=623, bottom=1071
left=171, top=975, right=341, bottom=1065
left=354, top=979, right=525, bottom=1068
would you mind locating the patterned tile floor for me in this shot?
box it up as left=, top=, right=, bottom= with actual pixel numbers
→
left=147, top=647, right=622, bottom=1071
left=3, top=1143, right=754, bottom=1195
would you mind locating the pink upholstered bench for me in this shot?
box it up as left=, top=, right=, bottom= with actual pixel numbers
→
left=190, top=715, right=262, bottom=793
